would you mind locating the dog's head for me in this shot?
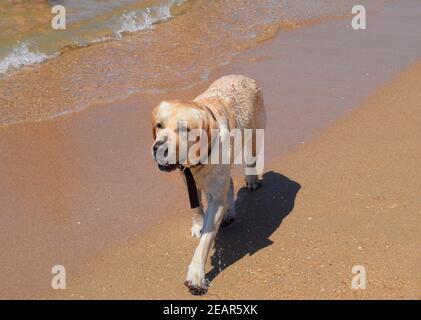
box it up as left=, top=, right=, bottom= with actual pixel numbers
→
left=151, top=100, right=218, bottom=172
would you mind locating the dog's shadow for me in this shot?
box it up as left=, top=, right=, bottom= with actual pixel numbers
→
left=207, top=171, right=301, bottom=284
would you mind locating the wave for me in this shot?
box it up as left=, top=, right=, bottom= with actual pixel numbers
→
left=0, top=43, right=54, bottom=74
left=0, top=0, right=186, bottom=75
left=115, top=2, right=174, bottom=36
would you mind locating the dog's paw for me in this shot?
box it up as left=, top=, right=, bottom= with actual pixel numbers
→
left=190, top=224, right=202, bottom=238
left=245, top=178, right=261, bottom=190
left=221, top=216, right=235, bottom=227
left=185, top=263, right=207, bottom=295
left=184, top=281, right=208, bottom=296
left=245, top=175, right=260, bottom=190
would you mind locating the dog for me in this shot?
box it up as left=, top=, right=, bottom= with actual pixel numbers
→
left=151, top=75, right=266, bottom=295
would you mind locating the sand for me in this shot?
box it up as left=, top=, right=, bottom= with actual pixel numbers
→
left=41, top=60, right=421, bottom=300
left=0, top=1, right=420, bottom=299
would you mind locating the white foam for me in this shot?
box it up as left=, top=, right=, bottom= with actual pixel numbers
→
left=115, top=3, right=174, bottom=36
left=0, top=43, right=52, bottom=74
left=0, top=0, right=186, bottom=75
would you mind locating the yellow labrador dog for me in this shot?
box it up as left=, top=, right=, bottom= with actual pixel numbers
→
left=151, top=75, right=266, bottom=295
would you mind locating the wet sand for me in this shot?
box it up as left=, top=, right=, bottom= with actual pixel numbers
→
left=1, top=1, right=420, bottom=299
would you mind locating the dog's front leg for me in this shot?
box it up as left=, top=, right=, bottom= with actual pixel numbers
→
left=191, top=189, right=204, bottom=238
left=185, top=198, right=227, bottom=295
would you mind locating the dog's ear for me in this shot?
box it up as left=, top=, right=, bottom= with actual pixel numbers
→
left=151, top=107, right=158, bottom=140
left=200, top=104, right=218, bottom=131
left=199, top=106, right=219, bottom=159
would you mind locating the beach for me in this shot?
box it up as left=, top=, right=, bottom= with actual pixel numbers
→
left=47, top=60, right=421, bottom=299
left=0, top=0, right=420, bottom=299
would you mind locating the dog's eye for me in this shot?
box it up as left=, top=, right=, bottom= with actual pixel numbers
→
left=178, top=126, right=190, bottom=133
left=156, top=123, right=163, bottom=129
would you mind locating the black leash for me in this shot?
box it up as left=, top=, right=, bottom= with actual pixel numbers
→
left=179, top=166, right=200, bottom=209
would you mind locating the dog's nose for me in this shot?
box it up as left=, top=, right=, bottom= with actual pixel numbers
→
left=153, top=140, right=167, bottom=157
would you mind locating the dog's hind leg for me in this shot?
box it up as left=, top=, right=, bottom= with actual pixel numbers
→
left=245, top=163, right=260, bottom=190
left=245, top=88, right=266, bottom=190
left=244, top=124, right=265, bottom=190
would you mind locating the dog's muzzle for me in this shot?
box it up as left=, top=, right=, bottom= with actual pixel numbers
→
left=152, top=140, right=177, bottom=172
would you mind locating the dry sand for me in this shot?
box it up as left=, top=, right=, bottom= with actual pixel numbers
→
left=47, top=61, right=421, bottom=300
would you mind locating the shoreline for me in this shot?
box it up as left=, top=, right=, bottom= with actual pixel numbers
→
left=0, top=0, right=388, bottom=126
left=1, top=0, right=420, bottom=299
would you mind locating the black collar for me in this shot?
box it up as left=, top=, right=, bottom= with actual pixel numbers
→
left=178, top=101, right=216, bottom=210
left=179, top=165, right=200, bottom=209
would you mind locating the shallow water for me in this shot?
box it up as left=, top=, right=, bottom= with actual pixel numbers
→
left=0, top=0, right=384, bottom=75
left=0, top=0, right=386, bottom=125
left=0, top=0, right=188, bottom=74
